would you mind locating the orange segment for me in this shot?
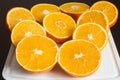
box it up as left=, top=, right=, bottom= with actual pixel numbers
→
left=16, top=35, right=58, bottom=72
left=6, top=7, right=35, bottom=30
left=43, top=12, right=76, bottom=43
left=77, top=10, right=109, bottom=31
left=90, top=1, right=118, bottom=27
left=58, top=39, right=101, bottom=77
left=73, top=23, right=108, bottom=50
left=31, top=3, right=60, bottom=23
left=60, top=2, right=90, bottom=21
left=11, top=20, right=46, bottom=46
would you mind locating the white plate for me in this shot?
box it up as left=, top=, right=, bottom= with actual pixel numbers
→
left=2, top=31, right=120, bottom=80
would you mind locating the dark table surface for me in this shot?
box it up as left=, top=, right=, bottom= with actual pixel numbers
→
left=0, top=0, right=120, bottom=80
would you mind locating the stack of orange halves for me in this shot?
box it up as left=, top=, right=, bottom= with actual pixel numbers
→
left=6, top=1, right=118, bottom=77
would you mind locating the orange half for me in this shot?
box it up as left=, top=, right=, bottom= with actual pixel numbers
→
left=31, top=3, right=60, bottom=23
left=73, top=23, right=108, bottom=50
left=58, top=39, right=101, bottom=77
left=77, top=10, right=109, bottom=31
left=6, top=7, right=35, bottom=30
left=43, top=12, right=76, bottom=43
left=60, top=2, right=90, bottom=21
left=16, top=35, right=58, bottom=72
left=11, top=20, right=46, bottom=46
left=90, top=1, right=118, bottom=27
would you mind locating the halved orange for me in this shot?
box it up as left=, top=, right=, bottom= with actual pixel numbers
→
left=11, top=20, right=46, bottom=46
left=43, top=12, right=76, bottom=43
left=60, top=2, right=90, bottom=21
left=58, top=39, right=101, bottom=77
left=16, top=35, right=58, bottom=72
left=31, top=3, right=60, bottom=23
left=73, top=23, right=108, bottom=50
left=6, top=7, right=35, bottom=31
left=90, top=1, right=118, bottom=27
left=77, top=10, right=109, bottom=31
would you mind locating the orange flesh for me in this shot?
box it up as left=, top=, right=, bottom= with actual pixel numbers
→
left=59, top=40, right=101, bottom=76
left=43, top=12, right=76, bottom=38
left=16, top=35, right=58, bottom=71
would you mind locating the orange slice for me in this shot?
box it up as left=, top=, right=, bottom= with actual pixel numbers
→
left=31, top=3, right=60, bottom=23
left=6, top=7, right=35, bottom=31
left=58, top=39, right=101, bottom=77
left=73, top=23, right=108, bottom=50
left=16, top=35, right=58, bottom=72
left=11, top=20, right=46, bottom=46
left=77, top=10, right=109, bottom=31
left=43, top=12, right=76, bottom=43
left=90, top=1, right=118, bottom=27
left=60, top=2, right=90, bottom=21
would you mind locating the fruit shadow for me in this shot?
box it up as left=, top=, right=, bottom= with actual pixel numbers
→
left=50, top=63, right=73, bottom=78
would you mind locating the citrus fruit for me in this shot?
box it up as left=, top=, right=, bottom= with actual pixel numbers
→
left=31, top=3, right=60, bottom=23
left=43, top=12, right=76, bottom=43
left=77, top=10, right=109, bottom=31
left=16, top=35, right=58, bottom=72
left=58, top=39, right=101, bottom=77
left=90, top=1, right=118, bottom=27
left=6, top=7, right=35, bottom=30
left=73, top=23, right=108, bottom=50
left=60, top=2, right=90, bottom=21
left=11, top=20, right=46, bottom=46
